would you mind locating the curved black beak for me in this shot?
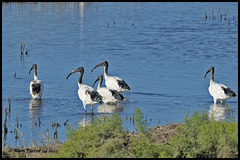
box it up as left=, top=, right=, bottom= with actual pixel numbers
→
left=204, top=70, right=210, bottom=79
left=91, top=63, right=102, bottom=73
left=66, top=72, right=73, bottom=79
left=92, top=77, right=100, bottom=87
left=66, top=67, right=84, bottom=79
left=29, top=67, right=33, bottom=75
left=91, top=61, right=107, bottom=73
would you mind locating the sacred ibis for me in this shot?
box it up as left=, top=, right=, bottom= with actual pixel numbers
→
left=29, top=64, right=44, bottom=99
left=93, top=75, right=125, bottom=104
left=66, top=67, right=102, bottom=115
left=204, top=66, right=236, bottom=104
left=91, top=61, right=130, bottom=92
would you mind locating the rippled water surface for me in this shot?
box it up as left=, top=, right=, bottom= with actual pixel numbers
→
left=2, top=2, right=238, bottom=147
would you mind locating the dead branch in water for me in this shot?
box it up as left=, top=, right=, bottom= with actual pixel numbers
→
left=20, top=36, right=30, bottom=55
left=10, top=123, right=26, bottom=148
left=8, top=97, right=11, bottom=117
left=3, top=102, right=8, bottom=151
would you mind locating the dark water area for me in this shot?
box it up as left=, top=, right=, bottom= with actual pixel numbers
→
left=2, top=2, right=238, bottom=148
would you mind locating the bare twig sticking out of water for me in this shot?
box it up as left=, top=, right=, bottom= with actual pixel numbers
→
left=64, top=120, right=68, bottom=126
left=25, top=48, right=30, bottom=55
left=212, top=10, right=216, bottom=19
left=204, top=12, right=207, bottom=19
left=14, top=113, right=19, bottom=143
left=218, top=9, right=222, bottom=20
left=20, top=36, right=30, bottom=55
left=52, top=121, right=61, bottom=128
left=51, top=121, right=59, bottom=144
left=204, top=9, right=237, bottom=29
left=54, top=127, right=58, bottom=144
left=39, top=117, right=41, bottom=127
left=3, top=103, right=8, bottom=151
left=8, top=97, right=11, bottom=116
left=10, top=123, right=26, bottom=148
left=40, top=125, right=51, bottom=146
left=223, top=10, right=227, bottom=21
left=16, top=113, right=19, bottom=128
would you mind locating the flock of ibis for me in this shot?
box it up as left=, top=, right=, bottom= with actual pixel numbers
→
left=29, top=61, right=236, bottom=115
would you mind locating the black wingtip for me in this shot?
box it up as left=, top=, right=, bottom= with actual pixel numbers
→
left=221, top=86, right=237, bottom=97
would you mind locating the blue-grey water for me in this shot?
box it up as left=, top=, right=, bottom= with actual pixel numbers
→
left=2, top=2, right=238, bottom=148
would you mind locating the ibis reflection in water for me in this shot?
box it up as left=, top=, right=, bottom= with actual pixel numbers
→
left=208, top=103, right=233, bottom=121
left=29, top=64, right=44, bottom=99
left=91, top=61, right=130, bottom=92
left=97, top=103, right=124, bottom=113
left=93, top=75, right=125, bottom=104
left=66, top=67, right=102, bottom=115
left=204, top=66, right=236, bottom=104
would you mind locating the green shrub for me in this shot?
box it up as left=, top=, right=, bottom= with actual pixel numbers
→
left=48, top=108, right=238, bottom=158
left=168, top=110, right=238, bottom=158
left=49, top=112, right=129, bottom=158
left=133, top=107, right=148, bottom=133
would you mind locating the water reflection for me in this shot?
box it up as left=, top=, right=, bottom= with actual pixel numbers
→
left=97, top=103, right=124, bottom=113
left=29, top=98, right=42, bottom=146
left=78, top=103, right=125, bottom=127
left=29, top=98, right=43, bottom=119
left=78, top=115, right=93, bottom=128
left=208, top=103, right=233, bottom=121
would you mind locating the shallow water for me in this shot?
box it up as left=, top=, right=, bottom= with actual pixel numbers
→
left=2, top=2, right=238, bottom=147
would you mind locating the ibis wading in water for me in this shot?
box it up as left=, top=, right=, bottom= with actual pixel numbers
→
left=66, top=67, right=102, bottom=115
left=93, top=75, right=125, bottom=104
left=204, top=66, right=236, bottom=104
left=91, top=61, right=130, bottom=92
left=29, top=64, right=44, bottom=99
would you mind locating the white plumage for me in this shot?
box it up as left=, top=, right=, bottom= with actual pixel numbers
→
left=66, top=67, right=102, bottom=115
left=93, top=75, right=125, bottom=104
left=29, top=64, right=44, bottom=99
left=204, top=66, right=236, bottom=104
left=91, top=61, right=130, bottom=92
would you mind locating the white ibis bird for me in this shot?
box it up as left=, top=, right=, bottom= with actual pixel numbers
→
left=66, top=67, right=102, bottom=115
left=204, top=66, right=236, bottom=104
left=91, top=61, right=130, bottom=92
left=93, top=75, right=125, bottom=104
left=29, top=64, right=44, bottom=99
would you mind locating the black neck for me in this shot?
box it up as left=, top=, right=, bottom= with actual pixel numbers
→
left=211, top=69, right=214, bottom=81
left=78, top=71, right=83, bottom=84
left=104, top=63, right=108, bottom=75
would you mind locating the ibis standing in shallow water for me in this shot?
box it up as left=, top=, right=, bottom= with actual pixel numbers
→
left=66, top=67, right=102, bottom=115
left=204, top=66, right=236, bottom=104
left=91, top=61, right=130, bottom=92
left=29, top=64, right=44, bottom=99
left=93, top=75, right=125, bottom=104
